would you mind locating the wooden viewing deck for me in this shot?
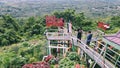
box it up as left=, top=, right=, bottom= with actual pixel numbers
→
left=46, top=32, right=71, bottom=40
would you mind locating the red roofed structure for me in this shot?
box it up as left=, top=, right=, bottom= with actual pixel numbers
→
left=46, top=15, right=64, bottom=27
left=97, top=22, right=110, bottom=30
left=103, top=31, right=120, bottom=50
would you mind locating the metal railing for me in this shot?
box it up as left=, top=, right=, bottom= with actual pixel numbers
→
left=46, top=32, right=71, bottom=40
left=72, top=36, right=115, bottom=68
left=91, top=38, right=120, bottom=68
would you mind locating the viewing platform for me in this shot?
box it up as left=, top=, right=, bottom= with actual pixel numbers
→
left=46, top=32, right=71, bottom=40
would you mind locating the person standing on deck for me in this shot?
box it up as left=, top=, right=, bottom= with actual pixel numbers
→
left=86, top=31, right=93, bottom=46
left=67, top=21, right=72, bottom=35
left=77, top=28, right=83, bottom=42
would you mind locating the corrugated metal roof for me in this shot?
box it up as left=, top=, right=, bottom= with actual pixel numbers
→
left=104, top=31, right=120, bottom=46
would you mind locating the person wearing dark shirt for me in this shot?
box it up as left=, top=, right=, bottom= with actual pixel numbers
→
left=77, top=28, right=82, bottom=42
left=86, top=31, right=92, bottom=46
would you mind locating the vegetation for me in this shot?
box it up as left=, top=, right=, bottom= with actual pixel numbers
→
left=0, top=15, right=45, bottom=46
left=59, top=52, right=81, bottom=68
left=0, top=39, right=46, bottom=68
left=0, top=14, right=46, bottom=67
left=53, top=9, right=120, bottom=33
left=53, top=9, right=96, bottom=31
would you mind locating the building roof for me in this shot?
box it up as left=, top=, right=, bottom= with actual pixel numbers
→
left=104, top=31, right=120, bottom=45
left=103, top=31, right=120, bottom=50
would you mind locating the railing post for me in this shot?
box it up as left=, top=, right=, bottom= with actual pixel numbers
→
left=115, top=55, right=120, bottom=67
left=102, top=43, right=107, bottom=68
left=103, top=43, right=107, bottom=57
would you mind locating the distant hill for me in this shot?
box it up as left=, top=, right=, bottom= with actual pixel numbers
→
left=0, top=0, right=120, bottom=18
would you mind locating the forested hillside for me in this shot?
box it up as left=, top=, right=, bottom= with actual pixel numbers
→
left=0, top=9, right=120, bottom=46
left=0, top=15, right=45, bottom=46
left=0, top=14, right=46, bottom=68
left=0, top=0, right=120, bottom=18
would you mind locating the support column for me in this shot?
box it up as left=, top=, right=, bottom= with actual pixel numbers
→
left=63, top=44, right=65, bottom=55
left=77, top=48, right=80, bottom=55
left=80, top=49, right=84, bottom=60
left=48, top=40, right=51, bottom=55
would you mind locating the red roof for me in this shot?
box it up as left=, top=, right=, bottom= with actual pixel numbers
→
left=97, top=22, right=110, bottom=30
left=46, top=15, right=64, bottom=27
left=104, top=31, right=120, bottom=45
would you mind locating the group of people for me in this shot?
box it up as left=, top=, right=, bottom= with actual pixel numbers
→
left=77, top=28, right=93, bottom=47
left=77, top=28, right=93, bottom=68
left=67, top=21, right=93, bottom=47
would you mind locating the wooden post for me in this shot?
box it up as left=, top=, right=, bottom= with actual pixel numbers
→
left=77, top=48, right=80, bottom=55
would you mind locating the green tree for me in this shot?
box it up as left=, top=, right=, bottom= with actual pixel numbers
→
left=23, top=17, right=35, bottom=32
left=111, top=16, right=120, bottom=27
left=2, top=15, right=20, bottom=31
left=74, top=13, right=85, bottom=28
left=1, top=38, right=9, bottom=46
left=31, top=24, right=44, bottom=35
left=53, top=9, right=95, bottom=30
left=53, top=9, right=75, bottom=22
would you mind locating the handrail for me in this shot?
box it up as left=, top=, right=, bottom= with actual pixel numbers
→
left=92, top=38, right=120, bottom=56
left=96, top=29, right=105, bottom=35
left=91, top=43, right=118, bottom=64
left=105, top=53, right=116, bottom=63
left=46, top=32, right=69, bottom=36
left=72, top=36, right=110, bottom=68
left=107, top=47, right=120, bottom=56
left=72, top=37, right=116, bottom=68
left=92, top=38, right=120, bottom=66
left=81, top=44, right=109, bottom=68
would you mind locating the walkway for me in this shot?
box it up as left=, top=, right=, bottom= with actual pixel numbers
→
left=46, top=32, right=116, bottom=68
left=72, top=36, right=115, bottom=68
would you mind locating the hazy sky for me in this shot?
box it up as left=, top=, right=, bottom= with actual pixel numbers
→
left=0, top=0, right=120, bottom=3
